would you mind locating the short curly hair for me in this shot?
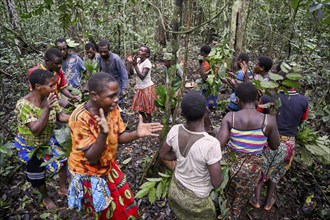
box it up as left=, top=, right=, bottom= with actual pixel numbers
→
left=181, top=92, right=207, bottom=121
left=29, top=69, right=55, bottom=89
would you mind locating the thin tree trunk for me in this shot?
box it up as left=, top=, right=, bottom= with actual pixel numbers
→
left=3, top=0, right=28, bottom=55
left=229, top=0, right=250, bottom=70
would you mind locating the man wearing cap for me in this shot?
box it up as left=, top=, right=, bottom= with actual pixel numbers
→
left=163, top=53, right=184, bottom=123
left=163, top=53, right=183, bottom=92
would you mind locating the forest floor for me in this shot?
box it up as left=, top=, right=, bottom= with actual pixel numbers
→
left=1, top=61, right=329, bottom=220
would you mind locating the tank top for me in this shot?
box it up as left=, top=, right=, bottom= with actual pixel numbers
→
left=228, top=112, right=268, bottom=155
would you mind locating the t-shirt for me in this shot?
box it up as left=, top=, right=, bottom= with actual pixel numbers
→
left=166, top=124, right=222, bottom=198
left=134, top=58, right=153, bottom=89
left=98, top=52, right=128, bottom=92
left=15, top=98, right=61, bottom=146
left=61, top=54, right=86, bottom=88
left=28, top=64, right=68, bottom=94
left=68, top=104, right=126, bottom=176
left=258, top=91, right=309, bottom=136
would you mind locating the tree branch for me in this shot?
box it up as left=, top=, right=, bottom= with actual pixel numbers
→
left=147, top=0, right=227, bottom=35
left=0, top=69, right=12, bottom=77
left=0, top=23, right=41, bottom=54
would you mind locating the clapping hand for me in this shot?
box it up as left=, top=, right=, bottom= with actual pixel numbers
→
left=127, top=55, right=137, bottom=67
left=136, top=114, right=163, bottom=137
left=240, top=61, right=248, bottom=75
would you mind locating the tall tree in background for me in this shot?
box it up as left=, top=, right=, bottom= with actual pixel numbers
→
left=2, top=0, right=27, bottom=55
left=229, top=0, right=249, bottom=55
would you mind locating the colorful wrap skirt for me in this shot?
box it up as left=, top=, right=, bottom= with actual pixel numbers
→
left=131, top=84, right=157, bottom=114
left=202, top=88, right=219, bottom=109
left=260, top=136, right=295, bottom=183
left=14, top=135, right=67, bottom=173
left=168, top=176, right=216, bottom=220
left=68, top=161, right=138, bottom=220
left=226, top=152, right=263, bottom=218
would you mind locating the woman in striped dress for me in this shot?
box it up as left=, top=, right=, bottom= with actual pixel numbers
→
left=216, top=82, right=280, bottom=218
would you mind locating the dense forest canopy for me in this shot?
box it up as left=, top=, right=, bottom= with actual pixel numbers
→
left=0, top=0, right=329, bottom=219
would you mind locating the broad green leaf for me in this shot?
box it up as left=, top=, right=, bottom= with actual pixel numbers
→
left=148, top=187, right=156, bottom=204
left=290, top=0, right=299, bottom=10
left=0, top=145, right=8, bottom=154
left=145, top=178, right=162, bottom=182
left=158, top=172, right=172, bottom=178
left=282, top=79, right=301, bottom=88
left=206, top=74, right=215, bottom=86
left=140, top=181, right=156, bottom=190
left=280, top=62, right=291, bottom=73
left=299, top=147, right=313, bottom=166
left=260, top=81, right=279, bottom=89
left=156, top=181, right=163, bottom=199
left=40, top=154, right=65, bottom=167
left=305, top=144, right=327, bottom=156
left=122, top=157, right=132, bottom=165
left=53, top=126, right=72, bottom=152
left=40, top=213, right=51, bottom=219
left=269, top=73, right=284, bottom=81
left=286, top=73, right=302, bottom=80
left=291, top=66, right=301, bottom=73
left=135, top=188, right=150, bottom=198
left=162, top=180, right=169, bottom=198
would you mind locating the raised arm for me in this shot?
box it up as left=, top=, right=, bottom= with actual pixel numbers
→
left=118, top=114, right=163, bottom=144
left=84, top=108, right=109, bottom=164
left=26, top=93, right=57, bottom=136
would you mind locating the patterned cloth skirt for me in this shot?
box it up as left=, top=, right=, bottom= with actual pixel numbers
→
left=14, top=135, right=67, bottom=173
left=168, top=176, right=216, bottom=220
left=68, top=161, right=138, bottom=220
left=225, top=152, right=263, bottom=218
left=132, top=84, right=157, bottom=114
left=260, top=136, right=295, bottom=183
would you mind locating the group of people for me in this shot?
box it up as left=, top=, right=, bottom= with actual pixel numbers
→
left=14, top=40, right=308, bottom=219
left=160, top=52, right=308, bottom=219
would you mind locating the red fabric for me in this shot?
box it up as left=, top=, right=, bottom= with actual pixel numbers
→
left=257, top=99, right=264, bottom=113
left=28, top=64, right=68, bottom=93
left=81, top=161, right=139, bottom=220
left=301, top=107, right=309, bottom=121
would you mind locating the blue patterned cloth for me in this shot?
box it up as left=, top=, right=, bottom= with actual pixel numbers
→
left=14, top=135, right=66, bottom=173
left=62, top=54, right=86, bottom=88
left=68, top=173, right=112, bottom=212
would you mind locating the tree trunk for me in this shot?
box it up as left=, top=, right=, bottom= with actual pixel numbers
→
left=229, top=0, right=249, bottom=54
left=3, top=0, right=28, bottom=55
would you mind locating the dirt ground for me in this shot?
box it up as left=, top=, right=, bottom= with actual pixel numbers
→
left=1, top=61, right=329, bottom=220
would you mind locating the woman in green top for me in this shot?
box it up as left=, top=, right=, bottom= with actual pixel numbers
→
left=14, top=69, right=69, bottom=209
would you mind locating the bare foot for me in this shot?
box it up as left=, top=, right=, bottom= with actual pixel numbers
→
left=58, top=187, right=68, bottom=196
left=264, top=197, right=276, bottom=211
left=43, top=197, right=57, bottom=210
left=249, top=197, right=261, bottom=209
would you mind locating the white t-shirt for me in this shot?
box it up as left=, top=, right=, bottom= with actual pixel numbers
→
left=166, top=124, right=222, bottom=198
left=134, top=58, right=153, bottom=89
